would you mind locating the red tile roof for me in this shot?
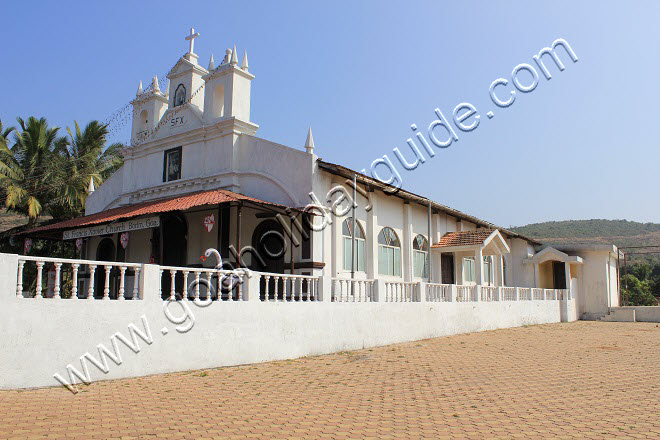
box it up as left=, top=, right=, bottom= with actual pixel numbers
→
left=432, top=229, right=496, bottom=248
left=23, top=189, right=289, bottom=236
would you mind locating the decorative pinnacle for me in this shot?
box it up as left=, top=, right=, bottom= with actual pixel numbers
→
left=152, top=76, right=160, bottom=93
left=241, top=50, right=249, bottom=70
left=304, top=127, right=315, bottom=154
left=136, top=80, right=143, bottom=96
left=208, top=53, right=215, bottom=70
left=230, top=44, right=238, bottom=65
left=87, top=176, right=95, bottom=194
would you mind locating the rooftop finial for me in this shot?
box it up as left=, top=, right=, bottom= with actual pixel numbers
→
left=185, top=27, right=200, bottom=54
left=305, top=127, right=315, bottom=154
left=152, top=76, right=160, bottom=93
left=136, top=80, right=143, bottom=96
left=164, top=79, right=170, bottom=97
left=208, top=53, right=215, bottom=70
left=87, top=176, right=95, bottom=194
left=224, top=48, right=232, bottom=64
left=241, top=50, right=249, bottom=70
left=230, top=44, right=238, bottom=65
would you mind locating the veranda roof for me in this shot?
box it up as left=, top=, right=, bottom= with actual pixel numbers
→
left=22, top=189, right=292, bottom=239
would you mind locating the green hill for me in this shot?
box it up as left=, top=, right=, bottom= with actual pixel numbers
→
left=511, top=219, right=660, bottom=251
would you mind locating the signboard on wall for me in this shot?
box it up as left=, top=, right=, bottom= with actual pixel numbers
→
left=62, top=216, right=160, bottom=240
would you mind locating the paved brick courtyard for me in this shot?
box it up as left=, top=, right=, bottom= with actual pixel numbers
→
left=1, top=321, right=659, bottom=439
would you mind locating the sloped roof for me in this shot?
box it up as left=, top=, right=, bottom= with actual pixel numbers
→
left=22, top=189, right=289, bottom=237
left=432, top=229, right=496, bottom=248
left=317, top=160, right=542, bottom=245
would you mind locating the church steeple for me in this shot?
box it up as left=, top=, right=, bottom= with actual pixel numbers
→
left=166, top=27, right=208, bottom=111
left=130, top=74, right=168, bottom=145
left=202, top=43, right=255, bottom=129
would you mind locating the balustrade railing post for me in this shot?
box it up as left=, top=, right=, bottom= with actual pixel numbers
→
left=118, top=266, right=126, bottom=300
left=417, top=282, right=427, bottom=303
left=71, top=263, right=79, bottom=299
left=132, top=267, right=141, bottom=300
left=514, top=287, right=520, bottom=301
left=87, top=265, right=96, bottom=299
left=35, top=261, right=44, bottom=299
left=103, top=266, right=112, bottom=300
left=16, top=260, right=25, bottom=299
left=52, top=263, right=62, bottom=299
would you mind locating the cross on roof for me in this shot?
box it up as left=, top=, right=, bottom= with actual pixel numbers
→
left=185, top=27, right=200, bottom=54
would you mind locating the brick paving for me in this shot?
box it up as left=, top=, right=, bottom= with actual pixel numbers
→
left=1, top=321, right=659, bottom=439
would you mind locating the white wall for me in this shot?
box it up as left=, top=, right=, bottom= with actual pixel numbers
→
left=0, top=253, right=576, bottom=390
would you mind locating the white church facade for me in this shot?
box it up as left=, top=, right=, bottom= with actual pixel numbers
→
left=23, top=30, right=619, bottom=319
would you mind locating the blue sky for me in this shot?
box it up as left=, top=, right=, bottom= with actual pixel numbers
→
left=1, top=1, right=658, bottom=227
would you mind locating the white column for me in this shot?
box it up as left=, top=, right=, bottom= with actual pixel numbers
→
left=533, top=263, right=540, bottom=288
left=497, top=256, right=505, bottom=286
left=430, top=213, right=441, bottom=284
left=402, top=203, right=413, bottom=282
left=366, top=192, right=378, bottom=279
left=475, top=248, right=483, bottom=285
left=474, top=247, right=483, bottom=301
left=564, top=262, right=572, bottom=298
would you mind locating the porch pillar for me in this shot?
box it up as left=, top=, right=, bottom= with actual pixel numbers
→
left=402, top=203, right=413, bottom=282
left=497, top=255, right=505, bottom=286
left=474, top=247, right=483, bottom=285
left=533, top=263, right=540, bottom=288
left=564, top=261, right=572, bottom=299
left=474, top=247, right=483, bottom=300
left=236, top=203, right=242, bottom=268
left=366, top=192, right=378, bottom=279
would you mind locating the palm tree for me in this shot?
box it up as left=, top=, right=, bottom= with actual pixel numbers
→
left=0, top=117, right=61, bottom=225
left=48, top=120, right=124, bottom=220
left=0, top=120, right=16, bottom=176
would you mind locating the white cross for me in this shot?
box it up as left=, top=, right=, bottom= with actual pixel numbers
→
left=185, top=27, right=200, bottom=54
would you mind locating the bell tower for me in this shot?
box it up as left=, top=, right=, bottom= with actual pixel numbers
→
left=202, top=44, right=255, bottom=128
left=130, top=76, right=168, bottom=145
left=166, top=28, right=208, bottom=112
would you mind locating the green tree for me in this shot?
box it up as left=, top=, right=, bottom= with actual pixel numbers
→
left=0, top=117, right=63, bottom=225
left=48, top=121, right=123, bottom=220
left=621, top=274, right=657, bottom=306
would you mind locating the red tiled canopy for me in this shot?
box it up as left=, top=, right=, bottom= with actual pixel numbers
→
left=23, top=189, right=289, bottom=237
left=432, top=229, right=496, bottom=248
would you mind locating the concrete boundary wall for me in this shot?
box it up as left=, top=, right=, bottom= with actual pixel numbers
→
left=0, top=253, right=577, bottom=390
left=611, top=306, right=660, bottom=322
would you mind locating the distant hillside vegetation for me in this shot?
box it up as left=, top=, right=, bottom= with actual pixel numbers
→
left=510, top=219, right=660, bottom=251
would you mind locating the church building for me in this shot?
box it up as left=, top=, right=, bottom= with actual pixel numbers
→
left=25, top=29, right=621, bottom=320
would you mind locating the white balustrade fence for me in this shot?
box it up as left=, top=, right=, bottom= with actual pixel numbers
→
left=158, top=266, right=246, bottom=301
left=383, top=282, right=416, bottom=302
left=532, top=288, right=545, bottom=301
left=13, top=256, right=571, bottom=306
left=456, top=285, right=478, bottom=302
left=260, top=273, right=320, bottom=302
left=481, top=286, right=499, bottom=302
left=501, top=287, right=517, bottom=301
left=332, top=279, right=375, bottom=302
left=426, top=283, right=451, bottom=302
left=16, top=256, right=142, bottom=300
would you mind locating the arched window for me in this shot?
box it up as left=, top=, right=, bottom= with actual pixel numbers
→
left=212, top=84, right=225, bottom=118
left=174, top=84, right=186, bottom=107
left=378, top=227, right=401, bottom=276
left=412, top=234, right=428, bottom=278
left=342, top=218, right=365, bottom=272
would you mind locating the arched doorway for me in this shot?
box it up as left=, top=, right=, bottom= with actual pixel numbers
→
left=161, top=214, right=188, bottom=299
left=252, top=219, right=286, bottom=300
left=95, top=237, right=115, bottom=299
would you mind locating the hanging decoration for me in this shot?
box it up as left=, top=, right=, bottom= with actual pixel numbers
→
left=120, top=232, right=130, bottom=249
left=23, top=238, right=32, bottom=254
left=75, top=238, right=83, bottom=253
left=203, top=213, right=215, bottom=232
